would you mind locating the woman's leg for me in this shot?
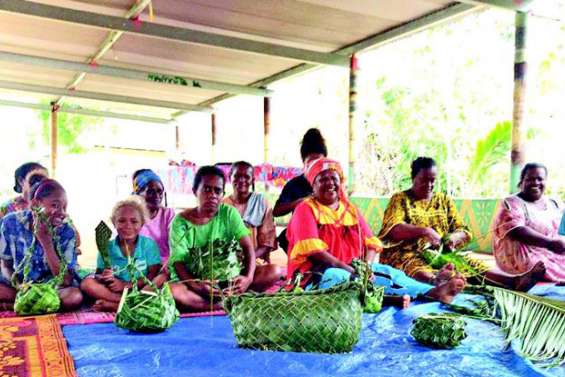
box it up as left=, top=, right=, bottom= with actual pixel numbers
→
left=250, top=264, right=285, bottom=291
left=479, top=261, right=546, bottom=291
left=0, top=282, right=16, bottom=310
left=371, top=263, right=465, bottom=304
left=58, top=287, right=83, bottom=311
left=170, top=283, right=221, bottom=312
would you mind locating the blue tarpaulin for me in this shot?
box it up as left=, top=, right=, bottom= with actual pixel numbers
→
left=63, top=291, right=565, bottom=377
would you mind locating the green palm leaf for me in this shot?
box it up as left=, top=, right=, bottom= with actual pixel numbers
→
left=493, top=288, right=565, bottom=366
left=95, top=221, right=112, bottom=269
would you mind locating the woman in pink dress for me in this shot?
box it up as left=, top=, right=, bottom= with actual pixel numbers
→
left=493, top=163, right=565, bottom=283
left=132, top=169, right=176, bottom=263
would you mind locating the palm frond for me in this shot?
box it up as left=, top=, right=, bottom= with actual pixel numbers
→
left=493, top=287, right=565, bottom=366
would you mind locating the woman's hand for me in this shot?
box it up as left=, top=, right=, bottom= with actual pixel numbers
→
left=548, top=238, right=565, bottom=254
left=422, top=228, right=442, bottom=248
left=446, top=232, right=467, bottom=250
left=34, top=218, right=52, bottom=247
left=229, top=275, right=253, bottom=294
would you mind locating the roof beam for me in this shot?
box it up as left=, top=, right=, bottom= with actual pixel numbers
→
left=0, top=51, right=272, bottom=97
left=455, top=0, right=534, bottom=11
left=0, top=98, right=171, bottom=123
left=60, top=0, right=151, bottom=97
left=172, top=3, right=478, bottom=119
left=0, top=0, right=349, bottom=67
left=0, top=80, right=212, bottom=112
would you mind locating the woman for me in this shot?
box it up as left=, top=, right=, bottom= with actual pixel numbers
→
left=224, top=161, right=278, bottom=262
left=273, top=128, right=328, bottom=252
left=0, top=162, right=48, bottom=219
left=132, top=169, right=175, bottom=263
left=81, top=197, right=162, bottom=312
left=0, top=179, right=82, bottom=311
left=493, top=163, right=565, bottom=282
left=287, top=158, right=466, bottom=305
left=169, top=166, right=281, bottom=312
left=379, top=157, right=545, bottom=291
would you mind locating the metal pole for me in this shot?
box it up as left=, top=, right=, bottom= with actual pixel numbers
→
left=510, top=11, right=528, bottom=193
left=50, top=103, right=58, bottom=177
left=263, top=97, right=270, bottom=164
left=347, top=54, right=358, bottom=193
left=211, top=113, right=217, bottom=163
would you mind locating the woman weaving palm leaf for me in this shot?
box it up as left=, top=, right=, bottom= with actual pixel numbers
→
left=286, top=158, right=466, bottom=306
left=168, top=166, right=282, bottom=312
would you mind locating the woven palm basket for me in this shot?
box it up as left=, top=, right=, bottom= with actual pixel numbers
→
left=224, top=281, right=364, bottom=353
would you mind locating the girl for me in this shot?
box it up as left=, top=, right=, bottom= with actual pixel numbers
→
left=0, top=179, right=82, bottom=311
left=132, top=169, right=175, bottom=263
left=80, top=197, right=162, bottom=312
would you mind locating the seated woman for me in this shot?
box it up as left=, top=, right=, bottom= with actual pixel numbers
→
left=273, top=128, right=328, bottom=252
left=287, top=158, right=465, bottom=306
left=0, top=179, right=82, bottom=311
left=493, top=163, right=565, bottom=283
left=132, top=169, right=176, bottom=263
left=169, top=166, right=281, bottom=312
left=81, top=197, right=162, bottom=312
left=224, top=161, right=278, bottom=264
left=379, top=157, right=544, bottom=291
left=0, top=162, right=48, bottom=219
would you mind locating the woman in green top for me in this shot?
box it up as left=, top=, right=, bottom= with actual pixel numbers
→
left=169, top=166, right=281, bottom=312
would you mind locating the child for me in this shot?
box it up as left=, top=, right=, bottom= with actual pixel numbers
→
left=80, top=197, right=162, bottom=312
left=0, top=179, right=82, bottom=311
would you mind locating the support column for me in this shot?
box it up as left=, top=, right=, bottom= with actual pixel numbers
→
left=347, top=54, right=358, bottom=193
left=175, top=124, right=180, bottom=152
left=263, top=97, right=270, bottom=163
left=211, top=113, right=217, bottom=163
left=510, top=11, right=528, bottom=193
left=50, top=103, right=59, bottom=178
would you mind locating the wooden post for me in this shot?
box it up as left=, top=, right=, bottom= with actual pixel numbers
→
left=211, top=113, right=217, bottom=163
left=50, top=102, right=58, bottom=178
left=347, top=54, right=358, bottom=193
left=510, top=11, right=528, bottom=193
left=175, top=124, right=180, bottom=152
left=263, top=96, right=271, bottom=192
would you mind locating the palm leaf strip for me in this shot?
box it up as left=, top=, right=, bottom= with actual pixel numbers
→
left=493, top=287, right=565, bottom=366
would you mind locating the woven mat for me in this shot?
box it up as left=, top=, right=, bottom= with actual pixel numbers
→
left=1, top=309, right=225, bottom=326
left=0, top=315, right=76, bottom=377
left=56, top=308, right=225, bottom=325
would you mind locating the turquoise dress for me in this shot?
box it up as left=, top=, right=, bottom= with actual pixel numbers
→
left=97, top=236, right=161, bottom=281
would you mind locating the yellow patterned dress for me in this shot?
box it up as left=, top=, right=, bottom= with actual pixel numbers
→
left=378, top=191, right=472, bottom=277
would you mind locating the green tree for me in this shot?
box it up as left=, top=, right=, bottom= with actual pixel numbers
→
left=38, top=106, right=102, bottom=154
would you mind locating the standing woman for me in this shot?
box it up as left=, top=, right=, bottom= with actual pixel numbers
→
left=224, top=161, right=278, bottom=263
left=273, top=128, right=328, bottom=252
left=169, top=166, right=281, bottom=312
left=0, top=162, right=48, bottom=219
left=132, top=169, right=175, bottom=263
left=493, top=163, right=565, bottom=282
left=0, top=179, right=82, bottom=311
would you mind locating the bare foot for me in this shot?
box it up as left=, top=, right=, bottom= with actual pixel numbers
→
left=383, top=294, right=411, bottom=309
left=434, top=263, right=456, bottom=285
left=514, top=261, right=546, bottom=292
left=427, top=275, right=466, bottom=304
left=93, top=299, right=119, bottom=312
